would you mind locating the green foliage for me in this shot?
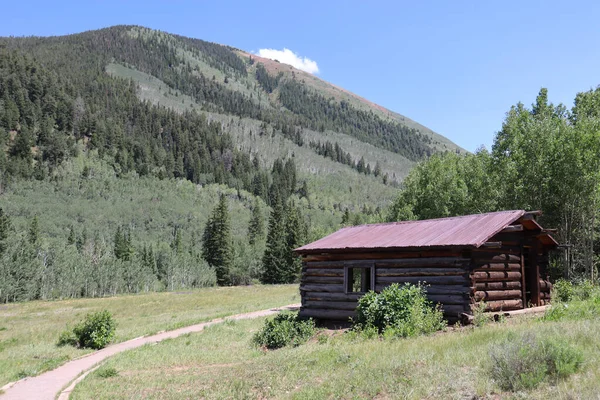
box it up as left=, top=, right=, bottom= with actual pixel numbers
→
left=489, top=333, right=583, bottom=391
left=252, top=311, right=315, bottom=349
left=353, top=283, right=445, bottom=337
left=543, top=284, right=600, bottom=321
left=471, top=302, right=493, bottom=327
left=95, top=366, right=119, bottom=378
left=389, top=87, right=600, bottom=281
left=57, top=329, right=78, bottom=347
left=0, top=208, right=10, bottom=255
left=247, top=199, right=265, bottom=246
left=72, top=310, right=116, bottom=349
left=202, top=194, right=234, bottom=285
left=552, top=279, right=574, bottom=302
left=261, top=199, right=307, bottom=284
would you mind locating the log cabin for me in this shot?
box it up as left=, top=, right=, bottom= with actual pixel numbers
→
left=294, top=210, right=558, bottom=323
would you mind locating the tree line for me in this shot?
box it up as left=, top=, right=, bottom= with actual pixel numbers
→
left=388, top=88, right=600, bottom=281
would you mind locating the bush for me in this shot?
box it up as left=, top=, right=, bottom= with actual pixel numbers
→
left=95, top=366, right=119, bottom=378
left=253, top=311, right=315, bottom=349
left=552, top=279, right=574, bottom=302
left=57, top=329, right=78, bottom=347
left=489, top=333, right=583, bottom=391
left=353, top=283, right=446, bottom=337
left=71, top=310, right=116, bottom=349
left=574, top=279, right=595, bottom=300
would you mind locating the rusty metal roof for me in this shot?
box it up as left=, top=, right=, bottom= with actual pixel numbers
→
left=295, top=210, right=528, bottom=253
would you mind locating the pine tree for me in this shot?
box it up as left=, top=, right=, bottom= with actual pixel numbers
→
left=76, top=227, right=87, bottom=252
left=0, top=207, right=11, bottom=255
left=341, top=208, right=351, bottom=226
left=261, top=200, right=287, bottom=284
left=202, top=194, right=233, bottom=285
left=171, top=226, right=183, bottom=254
left=28, top=215, right=40, bottom=245
left=283, top=201, right=305, bottom=283
left=374, top=161, right=382, bottom=177
left=67, top=226, right=76, bottom=245
left=248, top=199, right=264, bottom=245
left=114, top=226, right=133, bottom=261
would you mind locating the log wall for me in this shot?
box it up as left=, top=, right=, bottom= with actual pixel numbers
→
left=299, top=253, right=472, bottom=322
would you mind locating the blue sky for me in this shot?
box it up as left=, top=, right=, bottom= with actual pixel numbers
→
left=2, top=0, right=600, bottom=152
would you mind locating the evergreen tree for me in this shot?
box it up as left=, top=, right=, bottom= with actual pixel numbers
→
left=341, top=208, right=351, bottom=226
left=171, top=226, right=183, bottom=254
left=114, top=226, right=133, bottom=261
left=67, top=226, right=76, bottom=245
left=76, top=227, right=87, bottom=252
left=261, top=200, right=287, bottom=284
left=0, top=207, right=11, bottom=255
left=28, top=215, right=40, bottom=245
left=248, top=199, right=265, bottom=245
left=283, top=201, right=305, bottom=283
left=202, top=194, right=233, bottom=285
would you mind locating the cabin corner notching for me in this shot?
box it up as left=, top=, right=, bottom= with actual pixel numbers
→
left=294, top=210, right=558, bottom=323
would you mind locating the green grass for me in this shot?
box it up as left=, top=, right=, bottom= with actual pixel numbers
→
left=0, top=284, right=298, bottom=386
left=70, top=310, right=599, bottom=399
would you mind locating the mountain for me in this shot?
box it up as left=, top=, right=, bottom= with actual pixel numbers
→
left=0, top=25, right=464, bottom=298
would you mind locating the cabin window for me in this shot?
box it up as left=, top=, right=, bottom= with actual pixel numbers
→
left=344, top=265, right=375, bottom=293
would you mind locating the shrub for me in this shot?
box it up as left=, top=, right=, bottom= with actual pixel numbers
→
left=472, top=302, right=493, bottom=327
left=353, top=283, right=445, bottom=337
left=574, top=279, right=595, bottom=300
left=552, top=279, right=574, bottom=302
left=57, top=329, right=78, bottom=347
left=489, top=333, right=583, bottom=391
left=72, top=310, right=116, bottom=349
left=95, top=366, right=119, bottom=378
left=253, top=311, right=315, bottom=349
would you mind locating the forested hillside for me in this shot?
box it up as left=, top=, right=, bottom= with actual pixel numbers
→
left=0, top=25, right=453, bottom=302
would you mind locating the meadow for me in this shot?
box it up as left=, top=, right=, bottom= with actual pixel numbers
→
left=69, top=292, right=600, bottom=399
left=0, top=284, right=298, bottom=387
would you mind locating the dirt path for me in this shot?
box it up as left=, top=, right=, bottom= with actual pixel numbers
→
left=0, top=304, right=300, bottom=400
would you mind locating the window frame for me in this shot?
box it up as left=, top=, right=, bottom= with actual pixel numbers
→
left=343, top=263, right=375, bottom=294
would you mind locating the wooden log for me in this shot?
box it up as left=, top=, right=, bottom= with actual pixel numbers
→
left=474, top=290, right=522, bottom=301
left=302, top=268, right=344, bottom=277
left=375, top=257, right=470, bottom=267
left=471, top=271, right=522, bottom=281
left=540, top=292, right=551, bottom=300
left=303, top=300, right=358, bottom=311
left=303, top=251, right=461, bottom=262
left=300, top=284, right=344, bottom=293
left=472, top=254, right=520, bottom=263
left=440, top=304, right=469, bottom=316
left=302, top=292, right=364, bottom=302
left=474, top=281, right=521, bottom=290
left=460, top=304, right=550, bottom=325
left=305, top=261, right=345, bottom=268
left=471, top=263, right=521, bottom=271
left=427, top=294, right=470, bottom=305
left=472, top=247, right=520, bottom=255
left=376, top=267, right=466, bottom=276
left=482, top=242, right=502, bottom=248
left=376, top=276, right=468, bottom=286
left=299, top=308, right=356, bottom=320
left=423, top=285, right=472, bottom=295
left=301, top=276, right=344, bottom=284
left=539, top=280, right=553, bottom=291
left=478, top=299, right=523, bottom=312
left=500, top=224, right=523, bottom=233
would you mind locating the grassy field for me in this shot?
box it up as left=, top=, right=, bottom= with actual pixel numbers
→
left=0, top=284, right=298, bottom=387
left=70, top=304, right=599, bottom=399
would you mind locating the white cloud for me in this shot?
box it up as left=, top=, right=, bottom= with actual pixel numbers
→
left=256, top=48, right=319, bottom=74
